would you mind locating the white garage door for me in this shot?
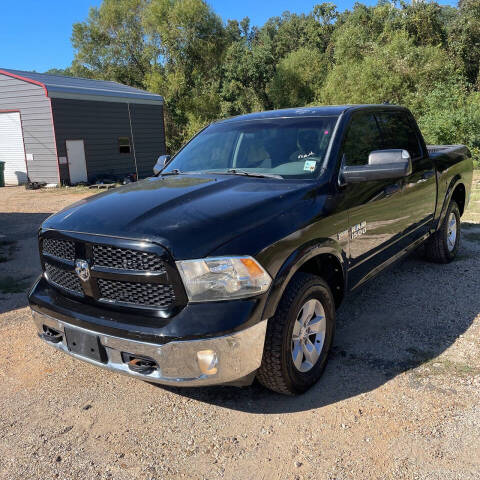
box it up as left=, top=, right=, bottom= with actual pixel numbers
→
left=0, top=111, right=27, bottom=185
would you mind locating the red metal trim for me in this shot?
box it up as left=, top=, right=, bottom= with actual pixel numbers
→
left=0, top=109, right=29, bottom=182
left=0, top=71, right=59, bottom=184
left=0, top=69, right=49, bottom=97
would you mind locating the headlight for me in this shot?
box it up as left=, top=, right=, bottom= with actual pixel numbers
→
left=176, top=256, right=272, bottom=302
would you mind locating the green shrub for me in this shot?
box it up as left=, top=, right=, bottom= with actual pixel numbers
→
left=417, top=82, right=480, bottom=167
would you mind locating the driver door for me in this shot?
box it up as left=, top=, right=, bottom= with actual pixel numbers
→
left=340, top=111, right=408, bottom=290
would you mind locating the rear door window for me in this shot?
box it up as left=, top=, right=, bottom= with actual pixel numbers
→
left=375, top=111, right=422, bottom=159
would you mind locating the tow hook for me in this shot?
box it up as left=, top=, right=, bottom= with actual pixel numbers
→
left=39, top=326, right=62, bottom=344
left=122, top=353, right=158, bottom=375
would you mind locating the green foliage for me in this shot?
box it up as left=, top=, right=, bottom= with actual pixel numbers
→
left=44, top=68, right=74, bottom=76
left=319, top=32, right=458, bottom=106
left=220, top=36, right=276, bottom=116
left=417, top=81, right=480, bottom=166
left=71, top=0, right=155, bottom=87
left=268, top=47, right=328, bottom=108
left=69, top=0, right=480, bottom=163
left=448, top=0, right=480, bottom=86
left=142, top=0, right=225, bottom=151
left=399, top=1, right=447, bottom=47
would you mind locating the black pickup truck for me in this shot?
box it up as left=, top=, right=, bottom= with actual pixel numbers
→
left=29, top=104, right=473, bottom=395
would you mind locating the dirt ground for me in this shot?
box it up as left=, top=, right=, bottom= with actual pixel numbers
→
left=1, top=177, right=479, bottom=480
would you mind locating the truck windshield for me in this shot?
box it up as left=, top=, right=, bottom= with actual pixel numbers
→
left=163, top=116, right=339, bottom=179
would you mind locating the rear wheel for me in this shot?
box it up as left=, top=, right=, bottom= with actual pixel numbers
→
left=257, top=272, right=335, bottom=395
left=424, top=200, right=461, bottom=263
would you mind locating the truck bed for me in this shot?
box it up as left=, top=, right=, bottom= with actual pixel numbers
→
left=427, top=144, right=465, bottom=154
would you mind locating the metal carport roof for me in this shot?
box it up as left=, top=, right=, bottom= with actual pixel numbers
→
left=0, top=68, right=163, bottom=105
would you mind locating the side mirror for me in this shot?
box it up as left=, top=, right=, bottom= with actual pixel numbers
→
left=153, top=155, right=171, bottom=175
left=341, top=149, right=412, bottom=184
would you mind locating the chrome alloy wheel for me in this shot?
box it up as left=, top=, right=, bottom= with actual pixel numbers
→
left=447, top=212, right=457, bottom=252
left=291, top=298, right=326, bottom=373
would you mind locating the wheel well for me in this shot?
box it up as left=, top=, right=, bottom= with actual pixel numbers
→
left=298, top=254, right=344, bottom=308
left=452, top=183, right=466, bottom=216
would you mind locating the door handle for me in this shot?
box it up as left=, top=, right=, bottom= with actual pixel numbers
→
left=422, top=171, right=434, bottom=180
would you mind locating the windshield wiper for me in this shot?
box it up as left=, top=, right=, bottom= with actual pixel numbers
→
left=227, top=168, right=283, bottom=179
left=206, top=169, right=283, bottom=179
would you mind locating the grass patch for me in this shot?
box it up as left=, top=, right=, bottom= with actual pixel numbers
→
left=34, top=185, right=97, bottom=195
left=416, top=358, right=480, bottom=378
left=469, top=190, right=480, bottom=203
left=463, top=171, right=480, bottom=223
left=430, top=359, right=479, bottom=376
left=0, top=276, right=31, bottom=294
left=0, top=240, right=17, bottom=263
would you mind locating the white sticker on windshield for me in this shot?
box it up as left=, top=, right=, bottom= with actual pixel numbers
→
left=303, top=160, right=317, bottom=172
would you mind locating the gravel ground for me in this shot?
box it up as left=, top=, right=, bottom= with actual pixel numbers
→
left=1, top=179, right=479, bottom=480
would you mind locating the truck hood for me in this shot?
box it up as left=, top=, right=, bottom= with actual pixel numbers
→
left=43, top=174, right=319, bottom=259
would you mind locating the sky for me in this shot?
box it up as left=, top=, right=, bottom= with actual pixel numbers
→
left=0, top=0, right=457, bottom=73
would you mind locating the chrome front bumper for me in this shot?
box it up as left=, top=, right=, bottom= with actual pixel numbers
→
left=31, top=309, right=267, bottom=387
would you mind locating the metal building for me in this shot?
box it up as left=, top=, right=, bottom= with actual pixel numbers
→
left=0, top=68, right=165, bottom=186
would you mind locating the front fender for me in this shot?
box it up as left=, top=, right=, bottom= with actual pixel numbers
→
left=260, top=238, right=347, bottom=320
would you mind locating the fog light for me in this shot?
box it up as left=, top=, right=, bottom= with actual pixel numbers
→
left=197, top=350, right=218, bottom=375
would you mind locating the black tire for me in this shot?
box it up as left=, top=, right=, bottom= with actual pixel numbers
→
left=424, top=200, right=461, bottom=263
left=256, top=272, right=335, bottom=395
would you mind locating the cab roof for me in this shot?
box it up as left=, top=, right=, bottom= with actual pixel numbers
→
left=218, top=104, right=406, bottom=123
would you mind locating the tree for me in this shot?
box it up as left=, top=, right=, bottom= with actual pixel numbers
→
left=448, top=0, right=480, bottom=86
left=67, top=0, right=480, bottom=163
left=144, top=0, right=226, bottom=151
left=44, top=68, right=73, bottom=76
left=319, top=32, right=458, bottom=106
left=399, top=1, right=447, bottom=47
left=144, top=0, right=225, bottom=84
left=418, top=81, right=480, bottom=166
left=268, top=47, right=328, bottom=108
left=71, top=0, right=154, bottom=88
left=220, top=36, right=276, bottom=116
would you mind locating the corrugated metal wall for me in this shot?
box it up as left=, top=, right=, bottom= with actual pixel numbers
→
left=129, top=103, right=166, bottom=179
left=0, top=73, right=59, bottom=184
left=51, top=98, right=165, bottom=183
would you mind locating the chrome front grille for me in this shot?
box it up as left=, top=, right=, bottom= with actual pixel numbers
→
left=39, top=234, right=186, bottom=312
left=42, top=238, right=75, bottom=261
left=44, top=262, right=83, bottom=295
left=98, top=279, right=176, bottom=308
left=92, top=244, right=166, bottom=271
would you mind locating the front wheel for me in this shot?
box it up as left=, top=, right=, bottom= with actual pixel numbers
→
left=256, top=272, right=335, bottom=395
left=424, top=200, right=461, bottom=263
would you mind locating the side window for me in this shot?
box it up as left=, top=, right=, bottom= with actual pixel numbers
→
left=376, top=112, right=422, bottom=159
left=343, top=113, right=383, bottom=166
left=118, top=137, right=131, bottom=154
